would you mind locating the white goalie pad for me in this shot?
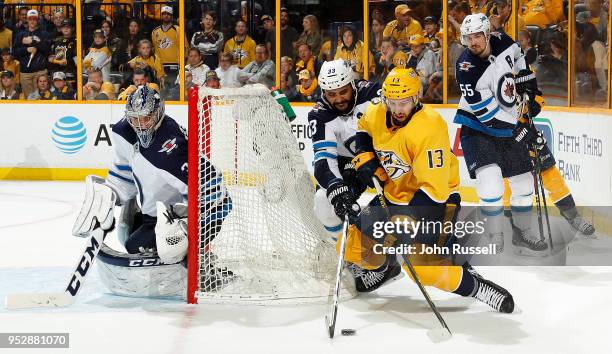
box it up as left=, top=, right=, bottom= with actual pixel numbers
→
left=72, top=175, right=117, bottom=237
left=155, top=201, right=188, bottom=264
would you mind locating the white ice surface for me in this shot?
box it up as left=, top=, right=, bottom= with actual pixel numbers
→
left=1, top=181, right=612, bottom=354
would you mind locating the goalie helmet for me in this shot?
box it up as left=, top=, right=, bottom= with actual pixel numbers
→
left=125, top=85, right=165, bottom=148
left=460, top=13, right=490, bottom=46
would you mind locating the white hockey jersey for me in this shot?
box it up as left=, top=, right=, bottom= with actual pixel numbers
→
left=106, top=116, right=225, bottom=217
left=307, top=80, right=382, bottom=189
left=454, top=30, right=527, bottom=137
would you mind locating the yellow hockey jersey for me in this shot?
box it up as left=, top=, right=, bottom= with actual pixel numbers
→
left=223, top=35, right=256, bottom=69
left=357, top=101, right=460, bottom=205
left=151, top=24, right=179, bottom=64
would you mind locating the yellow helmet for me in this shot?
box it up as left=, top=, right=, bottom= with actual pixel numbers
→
left=382, top=68, right=421, bottom=100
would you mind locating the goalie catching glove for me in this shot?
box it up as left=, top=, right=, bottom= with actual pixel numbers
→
left=155, top=201, right=188, bottom=264
left=352, top=151, right=388, bottom=188
left=72, top=175, right=117, bottom=237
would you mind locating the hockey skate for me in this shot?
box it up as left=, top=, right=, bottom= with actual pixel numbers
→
left=348, top=256, right=403, bottom=293
left=199, top=252, right=237, bottom=292
left=566, top=215, right=596, bottom=237
left=464, top=263, right=514, bottom=313
left=511, top=226, right=548, bottom=256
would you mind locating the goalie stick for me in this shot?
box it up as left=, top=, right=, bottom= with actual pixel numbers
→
left=5, top=221, right=111, bottom=310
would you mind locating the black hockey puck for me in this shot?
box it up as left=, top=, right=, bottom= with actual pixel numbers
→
left=341, top=329, right=356, bottom=336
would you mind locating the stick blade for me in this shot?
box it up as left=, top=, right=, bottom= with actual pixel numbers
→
left=325, top=315, right=335, bottom=338
left=5, top=293, right=73, bottom=310
left=427, top=328, right=452, bottom=343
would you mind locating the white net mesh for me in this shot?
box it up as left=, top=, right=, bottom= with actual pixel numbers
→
left=192, top=85, right=355, bottom=304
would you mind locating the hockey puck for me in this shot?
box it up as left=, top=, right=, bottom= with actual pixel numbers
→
left=341, top=329, right=356, bottom=336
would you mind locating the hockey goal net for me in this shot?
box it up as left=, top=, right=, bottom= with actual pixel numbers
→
left=187, top=84, right=355, bottom=304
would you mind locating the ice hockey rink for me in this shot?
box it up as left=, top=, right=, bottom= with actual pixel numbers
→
left=2, top=180, right=612, bottom=354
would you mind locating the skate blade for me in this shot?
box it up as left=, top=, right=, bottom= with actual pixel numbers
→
left=427, top=328, right=452, bottom=343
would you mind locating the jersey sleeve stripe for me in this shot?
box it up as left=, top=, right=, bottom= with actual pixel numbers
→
left=469, top=95, right=494, bottom=110
left=108, top=170, right=135, bottom=184
left=313, top=141, right=337, bottom=149
left=114, top=164, right=132, bottom=171
left=314, top=151, right=337, bottom=161
left=205, top=176, right=224, bottom=188
left=478, top=106, right=500, bottom=123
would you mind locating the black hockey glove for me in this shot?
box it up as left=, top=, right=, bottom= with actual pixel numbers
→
left=340, top=161, right=368, bottom=197
left=327, top=180, right=361, bottom=222
left=513, top=118, right=545, bottom=149
left=352, top=152, right=389, bottom=188
left=515, top=69, right=540, bottom=99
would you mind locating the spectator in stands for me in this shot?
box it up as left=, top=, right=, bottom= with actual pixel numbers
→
left=280, top=7, right=298, bottom=58
left=224, top=20, right=257, bottom=69
left=128, top=39, right=165, bottom=84
left=215, top=51, right=242, bottom=88
left=11, top=7, right=29, bottom=33
left=490, top=0, right=515, bottom=35
left=334, top=25, right=375, bottom=80
left=369, top=12, right=385, bottom=55
left=0, top=17, right=12, bottom=51
left=1, top=48, right=20, bottom=82
left=521, top=0, right=565, bottom=29
left=576, top=21, right=608, bottom=98
left=184, top=47, right=210, bottom=88
left=0, top=70, right=23, bottom=100
left=261, top=15, right=275, bottom=59
left=406, top=34, right=437, bottom=92
left=13, top=9, right=51, bottom=98
left=383, top=4, right=422, bottom=49
left=318, top=31, right=334, bottom=62
left=119, top=19, right=146, bottom=69
left=48, top=19, right=76, bottom=85
left=27, top=73, right=54, bottom=100
left=576, top=0, right=608, bottom=41
left=280, top=55, right=298, bottom=101
left=83, top=68, right=116, bottom=100
left=101, top=20, right=123, bottom=71
left=191, top=11, right=224, bottom=70
left=295, top=14, right=322, bottom=56
left=518, top=30, right=538, bottom=67
left=379, top=38, right=407, bottom=78
left=238, top=44, right=275, bottom=88
left=539, top=37, right=567, bottom=85
left=204, top=70, right=221, bottom=89
left=49, top=9, right=65, bottom=40
left=422, top=16, right=444, bottom=46
left=152, top=6, right=179, bottom=66
left=295, top=69, right=320, bottom=102
left=470, top=0, right=489, bottom=15
left=83, top=29, right=112, bottom=82
left=50, top=71, right=75, bottom=100
left=295, top=42, right=320, bottom=77
left=118, top=68, right=161, bottom=100
left=448, top=1, right=470, bottom=40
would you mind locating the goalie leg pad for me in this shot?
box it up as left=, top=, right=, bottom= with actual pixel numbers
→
left=72, top=175, right=117, bottom=237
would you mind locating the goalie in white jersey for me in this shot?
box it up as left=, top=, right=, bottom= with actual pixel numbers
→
left=454, top=14, right=547, bottom=255
left=72, top=85, right=232, bottom=298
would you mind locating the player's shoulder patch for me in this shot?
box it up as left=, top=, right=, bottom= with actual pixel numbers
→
left=455, top=50, right=488, bottom=85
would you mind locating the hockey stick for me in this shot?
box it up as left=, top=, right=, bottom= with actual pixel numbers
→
left=520, top=95, right=554, bottom=250
left=372, top=178, right=452, bottom=342
left=325, top=214, right=350, bottom=338
left=5, top=221, right=110, bottom=310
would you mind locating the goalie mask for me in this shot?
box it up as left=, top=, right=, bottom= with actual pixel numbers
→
left=125, top=85, right=165, bottom=148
